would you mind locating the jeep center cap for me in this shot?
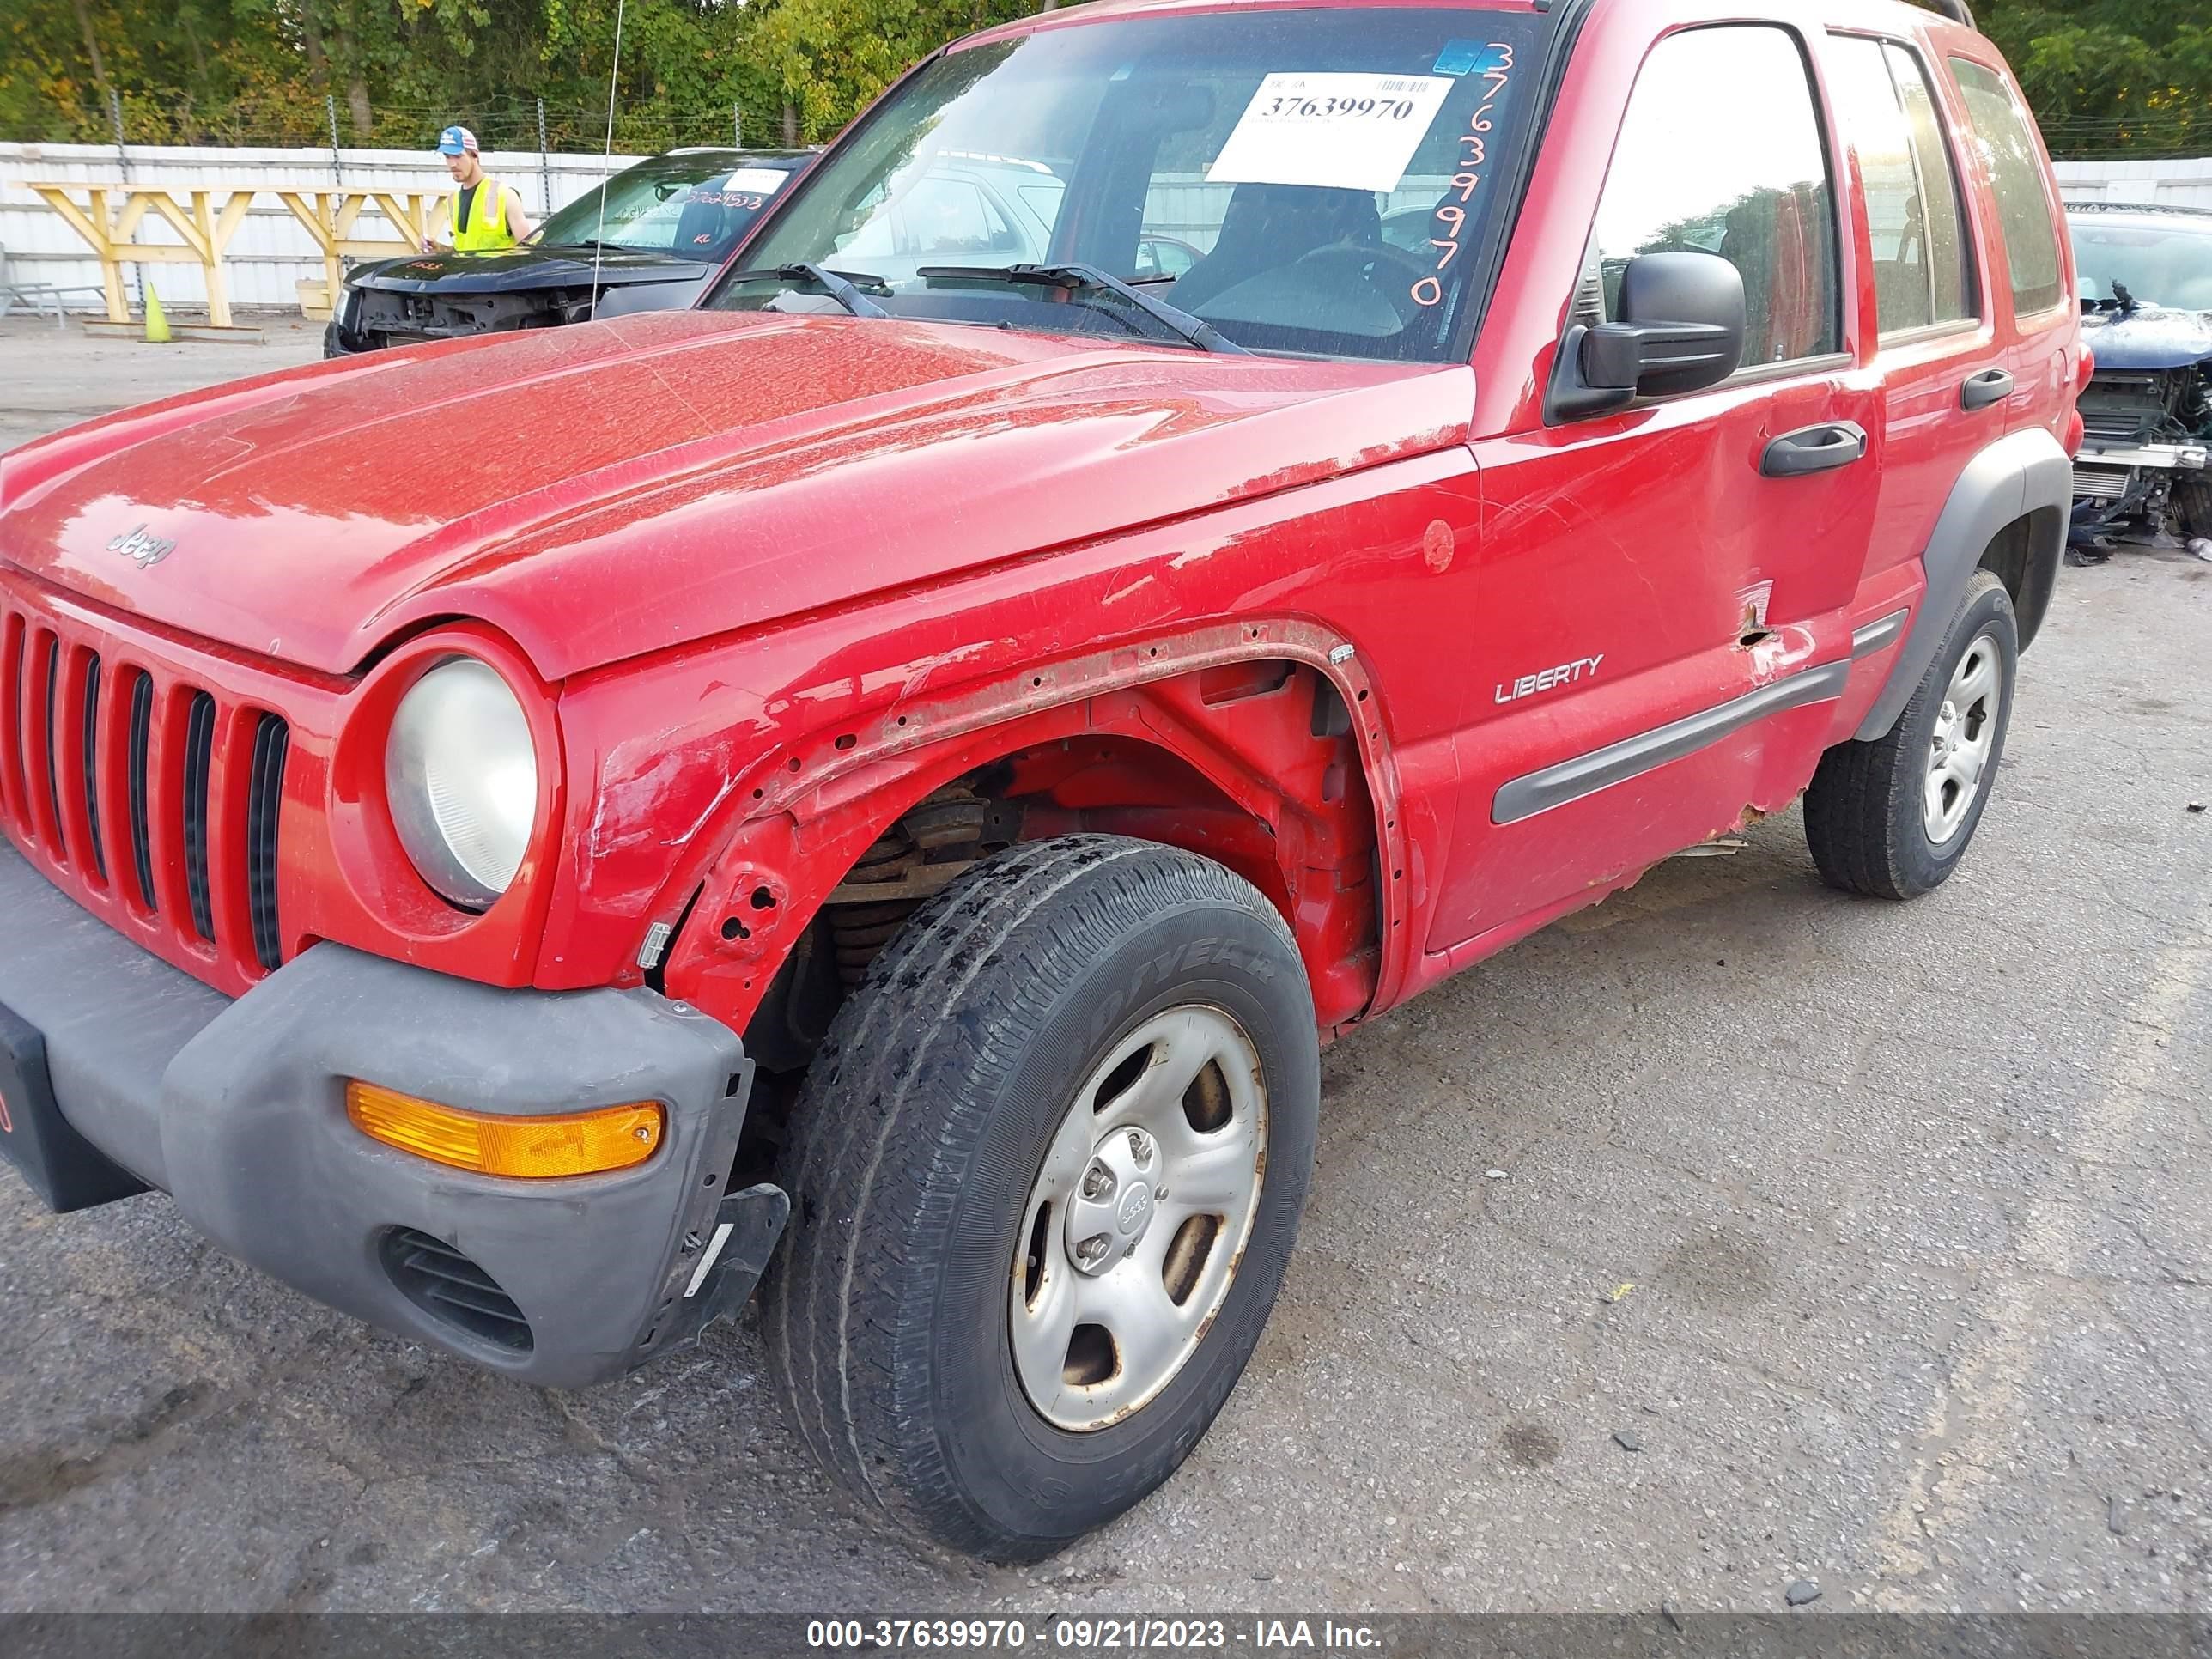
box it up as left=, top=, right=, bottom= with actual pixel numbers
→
left=1066, top=1126, right=1162, bottom=1274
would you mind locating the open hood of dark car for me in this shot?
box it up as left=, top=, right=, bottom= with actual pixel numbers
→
left=349, top=246, right=713, bottom=294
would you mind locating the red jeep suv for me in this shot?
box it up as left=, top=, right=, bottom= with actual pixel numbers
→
left=0, top=0, right=2081, bottom=1559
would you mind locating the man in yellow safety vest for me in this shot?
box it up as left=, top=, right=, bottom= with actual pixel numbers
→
left=425, top=125, right=535, bottom=252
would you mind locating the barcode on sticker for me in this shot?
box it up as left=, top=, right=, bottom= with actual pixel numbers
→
left=1376, top=78, right=1422, bottom=94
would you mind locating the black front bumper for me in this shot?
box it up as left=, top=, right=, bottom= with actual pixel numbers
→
left=0, top=841, right=784, bottom=1387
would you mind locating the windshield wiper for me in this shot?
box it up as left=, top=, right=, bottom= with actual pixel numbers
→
left=723, top=261, right=890, bottom=319
left=915, top=262, right=1247, bottom=354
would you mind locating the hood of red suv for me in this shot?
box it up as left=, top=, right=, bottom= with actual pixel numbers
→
left=0, top=309, right=1469, bottom=678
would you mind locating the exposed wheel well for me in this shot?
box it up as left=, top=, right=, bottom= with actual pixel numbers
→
left=1978, top=505, right=2064, bottom=651
left=664, top=659, right=1387, bottom=1079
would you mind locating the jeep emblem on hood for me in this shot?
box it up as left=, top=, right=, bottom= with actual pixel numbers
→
left=106, top=525, right=176, bottom=568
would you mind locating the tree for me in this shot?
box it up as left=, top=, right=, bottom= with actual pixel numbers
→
left=1942, top=2, right=2210, bottom=157
left=3, top=0, right=2203, bottom=159
left=0, top=0, right=1073, bottom=148
left=744, top=0, right=1035, bottom=144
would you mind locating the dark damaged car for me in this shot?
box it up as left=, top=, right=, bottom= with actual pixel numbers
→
left=324, top=148, right=812, bottom=356
left=2069, top=201, right=2212, bottom=557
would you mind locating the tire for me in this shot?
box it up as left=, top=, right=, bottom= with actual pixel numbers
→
left=2176, top=476, right=2212, bottom=540
left=763, top=835, right=1319, bottom=1561
left=1804, top=569, right=2017, bottom=900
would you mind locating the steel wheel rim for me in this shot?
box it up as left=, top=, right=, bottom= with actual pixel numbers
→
left=1924, top=633, right=2002, bottom=847
left=1009, top=1005, right=1267, bottom=1433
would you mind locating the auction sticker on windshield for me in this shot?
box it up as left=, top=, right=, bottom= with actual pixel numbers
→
left=726, top=167, right=793, bottom=194
left=1208, top=71, right=1454, bottom=194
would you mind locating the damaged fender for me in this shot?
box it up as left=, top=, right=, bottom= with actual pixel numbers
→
left=1856, top=428, right=2069, bottom=742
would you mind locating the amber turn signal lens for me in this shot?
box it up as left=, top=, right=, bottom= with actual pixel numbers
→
left=345, top=1081, right=664, bottom=1178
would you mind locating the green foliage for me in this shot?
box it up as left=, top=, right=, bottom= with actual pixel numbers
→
left=1920, top=1, right=2208, bottom=156
left=1, top=0, right=2204, bottom=159
left=0, top=0, right=1015, bottom=150
left=744, top=0, right=1036, bottom=143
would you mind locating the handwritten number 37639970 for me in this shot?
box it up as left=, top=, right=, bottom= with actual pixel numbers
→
left=1411, top=46, right=1515, bottom=309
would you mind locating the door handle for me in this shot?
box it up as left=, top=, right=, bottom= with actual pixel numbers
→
left=1760, top=420, right=1869, bottom=478
left=1961, top=367, right=2014, bottom=410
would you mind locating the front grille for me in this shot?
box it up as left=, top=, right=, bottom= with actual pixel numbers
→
left=382, top=1228, right=534, bottom=1352
left=126, top=671, right=155, bottom=908
left=0, top=592, right=294, bottom=990
left=246, top=714, right=289, bottom=973
left=40, top=635, right=63, bottom=864
left=79, top=654, right=104, bottom=881
left=181, top=690, right=216, bottom=942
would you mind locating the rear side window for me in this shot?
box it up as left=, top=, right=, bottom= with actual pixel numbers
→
left=1826, top=36, right=1976, bottom=336
left=1589, top=26, right=1839, bottom=368
left=1948, top=58, right=2065, bottom=317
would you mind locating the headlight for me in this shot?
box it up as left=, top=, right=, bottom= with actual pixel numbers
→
left=385, top=657, right=539, bottom=910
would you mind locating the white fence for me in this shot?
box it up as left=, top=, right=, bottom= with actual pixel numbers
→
left=0, top=140, right=649, bottom=313
left=2054, top=157, right=2212, bottom=210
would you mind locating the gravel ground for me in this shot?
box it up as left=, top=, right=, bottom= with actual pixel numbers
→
left=0, top=316, right=327, bottom=451
left=0, top=319, right=2207, bottom=1615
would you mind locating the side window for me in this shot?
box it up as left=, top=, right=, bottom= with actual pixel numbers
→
left=1018, top=184, right=1066, bottom=233
left=1888, top=46, right=1975, bottom=325
left=1589, top=26, right=1840, bottom=368
left=1948, top=58, right=2066, bottom=317
left=1826, top=36, right=1977, bottom=336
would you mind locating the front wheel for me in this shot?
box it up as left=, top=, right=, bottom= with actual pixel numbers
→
left=763, top=836, right=1319, bottom=1560
left=1804, top=569, right=2018, bottom=899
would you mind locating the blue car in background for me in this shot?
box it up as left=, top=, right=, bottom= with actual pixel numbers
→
left=2069, top=201, right=2212, bottom=558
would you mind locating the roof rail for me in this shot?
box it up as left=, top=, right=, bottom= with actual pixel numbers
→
left=1921, top=0, right=1977, bottom=27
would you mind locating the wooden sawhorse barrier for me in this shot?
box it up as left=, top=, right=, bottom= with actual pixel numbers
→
left=28, top=184, right=256, bottom=328
left=272, top=187, right=447, bottom=306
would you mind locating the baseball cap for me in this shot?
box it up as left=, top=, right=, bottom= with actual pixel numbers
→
left=436, top=125, right=479, bottom=156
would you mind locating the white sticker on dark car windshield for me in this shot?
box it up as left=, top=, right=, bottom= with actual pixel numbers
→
left=724, top=167, right=792, bottom=194
left=1206, top=72, right=1455, bottom=195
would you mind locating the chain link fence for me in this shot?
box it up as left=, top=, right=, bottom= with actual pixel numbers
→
left=2033, top=115, right=2212, bottom=163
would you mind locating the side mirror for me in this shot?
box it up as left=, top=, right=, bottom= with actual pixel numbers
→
left=1548, top=251, right=1747, bottom=421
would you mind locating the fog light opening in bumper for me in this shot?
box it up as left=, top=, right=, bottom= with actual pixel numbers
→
left=380, top=1227, right=534, bottom=1352
left=345, top=1081, right=665, bottom=1178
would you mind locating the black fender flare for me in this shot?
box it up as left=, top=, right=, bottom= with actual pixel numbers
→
left=1856, top=427, right=2070, bottom=741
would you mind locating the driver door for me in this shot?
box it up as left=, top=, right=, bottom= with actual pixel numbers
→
left=1430, top=21, right=1883, bottom=948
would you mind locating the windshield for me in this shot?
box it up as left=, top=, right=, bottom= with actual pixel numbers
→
left=538, top=152, right=805, bottom=257
left=2071, top=216, right=2212, bottom=311
left=706, top=8, right=1547, bottom=362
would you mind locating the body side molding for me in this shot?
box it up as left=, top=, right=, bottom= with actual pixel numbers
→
left=1493, top=659, right=1851, bottom=825
left=1851, top=609, right=1911, bottom=659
